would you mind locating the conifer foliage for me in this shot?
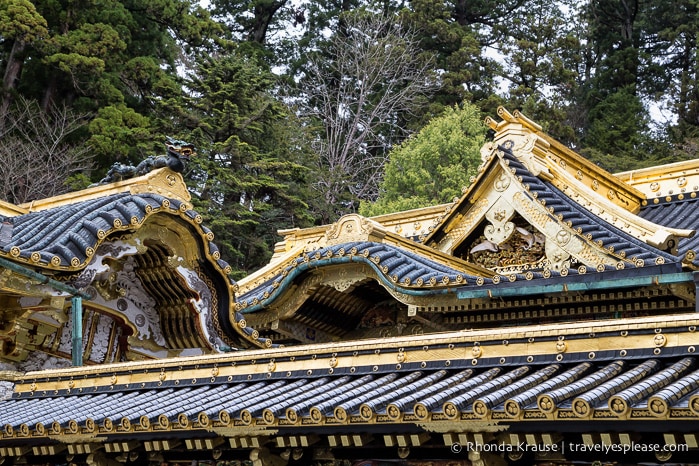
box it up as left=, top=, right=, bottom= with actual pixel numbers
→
left=360, top=103, right=486, bottom=216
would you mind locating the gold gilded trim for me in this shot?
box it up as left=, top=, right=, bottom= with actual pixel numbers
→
left=11, top=313, right=699, bottom=396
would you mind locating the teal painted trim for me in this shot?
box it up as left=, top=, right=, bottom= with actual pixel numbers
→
left=457, top=272, right=693, bottom=299
left=71, top=297, right=83, bottom=367
left=0, top=255, right=91, bottom=299
left=240, top=253, right=692, bottom=314
left=240, top=256, right=454, bottom=314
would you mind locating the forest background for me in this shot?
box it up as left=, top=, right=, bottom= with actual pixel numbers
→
left=1, top=0, right=697, bottom=278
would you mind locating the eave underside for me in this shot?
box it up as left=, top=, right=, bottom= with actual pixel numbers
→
left=244, top=265, right=695, bottom=346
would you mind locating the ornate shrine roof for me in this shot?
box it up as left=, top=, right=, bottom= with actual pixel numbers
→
left=234, top=110, right=697, bottom=347
left=0, top=110, right=698, bottom=464
left=638, top=195, right=699, bottom=264
left=1, top=314, right=698, bottom=449
left=0, top=108, right=694, bottom=354
left=1, top=190, right=228, bottom=272
left=0, top=167, right=270, bottom=366
left=238, top=146, right=685, bottom=317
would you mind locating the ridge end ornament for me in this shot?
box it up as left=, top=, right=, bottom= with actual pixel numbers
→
left=501, top=134, right=552, bottom=180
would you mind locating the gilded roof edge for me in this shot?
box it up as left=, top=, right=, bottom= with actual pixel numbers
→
left=425, top=108, right=693, bottom=257
left=544, top=156, right=695, bottom=250
left=272, top=204, right=450, bottom=263
left=237, top=214, right=491, bottom=296
left=487, top=107, right=646, bottom=212
left=18, top=168, right=192, bottom=213
left=0, top=199, right=27, bottom=216
left=5, top=312, right=699, bottom=385
left=616, top=158, right=699, bottom=200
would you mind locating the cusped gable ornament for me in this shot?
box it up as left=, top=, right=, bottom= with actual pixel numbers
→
left=324, top=214, right=387, bottom=245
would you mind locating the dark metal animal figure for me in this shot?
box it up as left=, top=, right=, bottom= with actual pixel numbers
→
left=96, top=137, right=195, bottom=185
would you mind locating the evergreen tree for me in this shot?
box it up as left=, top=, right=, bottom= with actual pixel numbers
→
left=497, top=0, right=580, bottom=145
left=359, top=102, right=486, bottom=216
left=0, top=0, right=48, bottom=127
left=575, top=0, right=674, bottom=169
left=401, top=0, right=528, bottom=116
left=641, top=0, right=699, bottom=148
left=208, top=0, right=296, bottom=62
left=580, top=87, right=656, bottom=172
left=0, top=0, right=219, bottom=175
left=184, top=49, right=314, bottom=277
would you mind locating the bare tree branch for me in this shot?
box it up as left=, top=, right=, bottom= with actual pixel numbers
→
left=0, top=97, right=92, bottom=204
left=299, top=12, right=438, bottom=221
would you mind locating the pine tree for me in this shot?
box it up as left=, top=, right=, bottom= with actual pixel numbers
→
left=1, top=0, right=219, bottom=175
left=0, top=0, right=48, bottom=127
left=576, top=0, right=674, bottom=169
left=497, top=0, right=580, bottom=146
left=184, top=49, right=314, bottom=277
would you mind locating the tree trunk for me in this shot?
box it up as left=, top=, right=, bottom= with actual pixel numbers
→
left=0, top=39, right=27, bottom=131
left=249, top=0, right=287, bottom=44
left=41, top=74, right=58, bottom=113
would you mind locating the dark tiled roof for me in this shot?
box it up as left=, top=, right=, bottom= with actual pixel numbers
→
left=237, top=147, right=685, bottom=314
left=499, top=147, right=679, bottom=269
left=2, top=356, right=698, bottom=433
left=0, top=191, right=277, bottom=348
left=638, top=196, right=699, bottom=265
left=0, top=192, right=233, bottom=275
left=237, top=241, right=495, bottom=311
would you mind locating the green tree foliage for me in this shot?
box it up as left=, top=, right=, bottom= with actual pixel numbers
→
left=401, top=0, right=527, bottom=115
left=0, top=0, right=48, bottom=124
left=580, top=87, right=656, bottom=172
left=360, top=102, right=486, bottom=216
left=4, top=0, right=699, bottom=271
left=640, top=0, right=699, bottom=145
left=208, top=0, right=292, bottom=69
left=0, top=0, right=219, bottom=174
left=184, top=50, right=314, bottom=277
left=573, top=0, right=677, bottom=169
left=497, top=0, right=580, bottom=145
left=87, top=104, right=155, bottom=163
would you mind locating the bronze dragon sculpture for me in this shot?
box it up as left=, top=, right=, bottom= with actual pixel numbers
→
left=96, top=137, right=195, bottom=185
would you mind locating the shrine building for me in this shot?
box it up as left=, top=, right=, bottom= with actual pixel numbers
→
left=0, top=108, right=698, bottom=465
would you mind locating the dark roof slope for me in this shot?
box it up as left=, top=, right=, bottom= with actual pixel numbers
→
left=236, top=240, right=495, bottom=313
left=236, top=146, right=687, bottom=315
left=638, top=195, right=699, bottom=265
left=499, top=146, right=679, bottom=270
left=1, top=352, right=697, bottom=435
left=0, top=192, right=232, bottom=274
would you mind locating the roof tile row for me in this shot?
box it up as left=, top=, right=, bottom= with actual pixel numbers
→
left=3, top=356, right=699, bottom=434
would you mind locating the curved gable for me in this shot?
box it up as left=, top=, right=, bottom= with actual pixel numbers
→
left=0, top=168, right=267, bottom=370
left=236, top=110, right=697, bottom=347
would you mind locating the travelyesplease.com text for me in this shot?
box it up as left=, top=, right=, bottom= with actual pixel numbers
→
left=450, top=441, right=688, bottom=455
